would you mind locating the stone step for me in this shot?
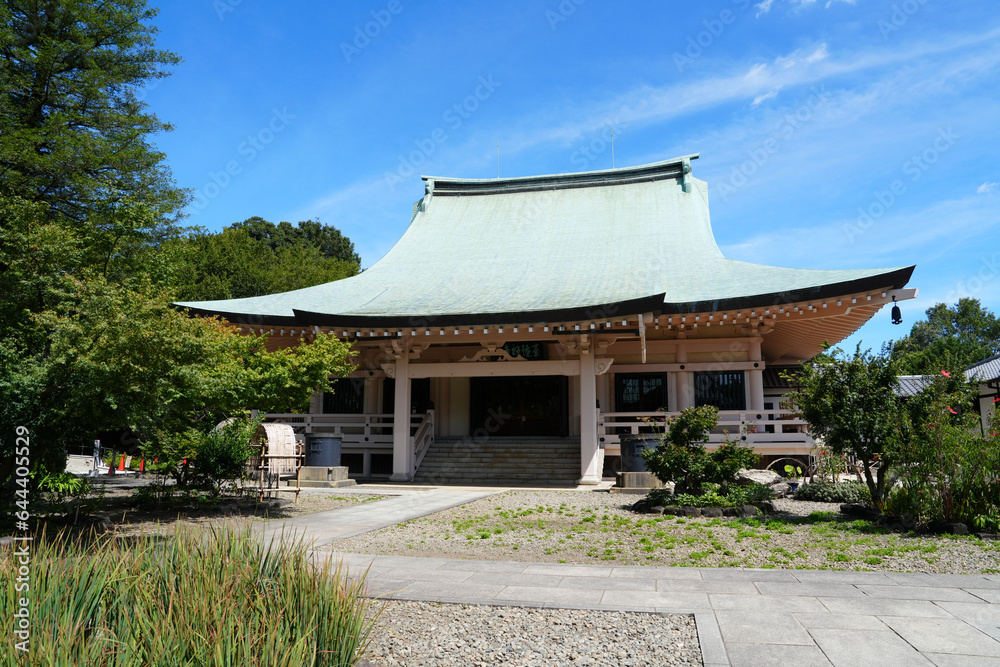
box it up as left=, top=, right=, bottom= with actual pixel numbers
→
left=414, top=440, right=581, bottom=486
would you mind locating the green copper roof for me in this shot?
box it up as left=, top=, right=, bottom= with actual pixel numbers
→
left=175, top=155, right=914, bottom=327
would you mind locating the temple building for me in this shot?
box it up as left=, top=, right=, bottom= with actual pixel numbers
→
left=176, top=155, right=916, bottom=485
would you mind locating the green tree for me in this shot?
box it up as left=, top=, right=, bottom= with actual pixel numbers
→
left=230, top=216, right=361, bottom=265
left=170, top=225, right=359, bottom=302
left=783, top=345, right=905, bottom=506
left=640, top=405, right=759, bottom=496
left=0, top=273, right=355, bottom=477
left=892, top=299, right=1000, bottom=374
left=0, top=0, right=187, bottom=224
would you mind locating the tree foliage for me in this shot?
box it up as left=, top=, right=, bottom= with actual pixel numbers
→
left=890, top=372, right=1000, bottom=529
left=892, top=298, right=1000, bottom=374
left=0, top=0, right=188, bottom=224
left=170, top=221, right=360, bottom=302
left=641, top=405, right=759, bottom=496
left=230, top=216, right=361, bottom=264
left=783, top=345, right=905, bottom=506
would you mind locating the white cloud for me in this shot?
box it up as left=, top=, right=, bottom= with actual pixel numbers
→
left=755, top=0, right=774, bottom=17
left=805, top=43, right=829, bottom=63
left=978, top=181, right=998, bottom=194
left=751, top=89, right=781, bottom=106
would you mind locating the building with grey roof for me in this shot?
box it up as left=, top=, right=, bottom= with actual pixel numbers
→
left=176, top=155, right=917, bottom=484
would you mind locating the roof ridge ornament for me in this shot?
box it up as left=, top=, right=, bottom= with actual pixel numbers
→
left=681, top=158, right=693, bottom=193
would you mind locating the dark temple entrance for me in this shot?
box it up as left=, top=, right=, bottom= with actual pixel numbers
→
left=470, top=376, right=569, bottom=438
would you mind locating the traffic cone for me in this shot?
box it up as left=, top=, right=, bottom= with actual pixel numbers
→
left=139, top=457, right=145, bottom=473
left=117, top=453, right=126, bottom=471
left=108, top=459, right=115, bottom=475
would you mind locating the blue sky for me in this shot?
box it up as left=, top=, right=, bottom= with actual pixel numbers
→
left=144, top=0, right=999, bottom=354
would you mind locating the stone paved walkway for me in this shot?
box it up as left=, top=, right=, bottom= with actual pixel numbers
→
left=264, top=488, right=1000, bottom=666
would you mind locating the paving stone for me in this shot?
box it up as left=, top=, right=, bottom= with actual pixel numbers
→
left=878, top=616, right=1000, bottom=657
left=692, top=612, right=729, bottom=667
left=557, top=574, right=655, bottom=591
left=658, top=578, right=759, bottom=595
left=809, top=628, right=935, bottom=666
left=792, top=570, right=896, bottom=585
left=715, top=610, right=814, bottom=645
left=522, top=563, right=614, bottom=577
left=465, top=571, right=563, bottom=588
left=885, top=572, right=1000, bottom=589
left=858, top=584, right=983, bottom=602
left=967, top=589, right=1000, bottom=603
left=610, top=565, right=704, bottom=580
left=601, top=589, right=713, bottom=610
left=437, top=558, right=528, bottom=574
left=493, top=584, right=603, bottom=606
left=700, top=568, right=800, bottom=582
left=934, top=601, right=1000, bottom=624
left=820, top=596, right=955, bottom=618
left=924, top=653, right=1000, bottom=666
left=727, top=642, right=833, bottom=666
left=393, top=580, right=507, bottom=602
left=710, top=593, right=827, bottom=613
left=756, top=581, right=866, bottom=598
left=793, top=612, right=888, bottom=630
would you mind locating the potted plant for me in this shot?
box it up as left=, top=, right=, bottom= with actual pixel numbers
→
left=784, top=464, right=803, bottom=492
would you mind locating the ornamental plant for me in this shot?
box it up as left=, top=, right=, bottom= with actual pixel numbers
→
left=640, top=405, right=760, bottom=496
left=891, top=370, right=1000, bottom=529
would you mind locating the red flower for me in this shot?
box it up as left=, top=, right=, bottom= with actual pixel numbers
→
left=948, top=406, right=957, bottom=414
left=941, top=370, right=951, bottom=377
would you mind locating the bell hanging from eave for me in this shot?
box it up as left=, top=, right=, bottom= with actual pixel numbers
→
left=891, top=296, right=902, bottom=325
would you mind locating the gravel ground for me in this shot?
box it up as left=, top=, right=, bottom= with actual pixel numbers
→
left=333, top=490, right=1000, bottom=574
left=365, top=601, right=701, bottom=666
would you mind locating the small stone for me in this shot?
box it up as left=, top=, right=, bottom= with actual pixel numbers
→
left=739, top=505, right=759, bottom=518
left=949, top=522, right=969, bottom=535
left=702, top=507, right=723, bottom=518
left=650, top=505, right=666, bottom=515
left=683, top=506, right=701, bottom=518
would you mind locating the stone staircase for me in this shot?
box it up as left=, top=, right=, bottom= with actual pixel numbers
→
left=412, top=438, right=581, bottom=486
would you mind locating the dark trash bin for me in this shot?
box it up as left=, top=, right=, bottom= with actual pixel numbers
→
left=619, top=434, right=660, bottom=472
left=304, top=436, right=342, bottom=468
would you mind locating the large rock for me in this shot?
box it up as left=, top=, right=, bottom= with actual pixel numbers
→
left=736, top=468, right=783, bottom=487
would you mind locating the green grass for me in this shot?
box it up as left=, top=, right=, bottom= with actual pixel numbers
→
left=1, top=523, right=380, bottom=666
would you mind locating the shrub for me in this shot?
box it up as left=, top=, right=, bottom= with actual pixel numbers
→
left=641, top=405, right=759, bottom=495
left=794, top=480, right=871, bottom=504
left=644, top=482, right=772, bottom=509
left=1, top=523, right=381, bottom=665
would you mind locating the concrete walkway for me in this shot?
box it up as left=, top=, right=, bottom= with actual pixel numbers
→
left=327, top=552, right=1000, bottom=667
left=257, top=486, right=501, bottom=547
left=262, top=488, right=1000, bottom=666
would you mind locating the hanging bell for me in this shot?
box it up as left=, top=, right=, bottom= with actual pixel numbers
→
left=891, top=298, right=902, bottom=325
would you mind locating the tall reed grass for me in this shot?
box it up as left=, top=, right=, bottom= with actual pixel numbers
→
left=2, top=523, right=380, bottom=666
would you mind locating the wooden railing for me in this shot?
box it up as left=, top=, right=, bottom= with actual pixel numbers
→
left=264, top=411, right=436, bottom=476
left=598, top=409, right=813, bottom=455
left=412, top=410, right=435, bottom=473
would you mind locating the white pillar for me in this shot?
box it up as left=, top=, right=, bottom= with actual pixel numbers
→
left=579, top=350, right=601, bottom=485
left=675, top=343, right=693, bottom=410
left=749, top=338, right=764, bottom=412
left=390, top=353, right=413, bottom=482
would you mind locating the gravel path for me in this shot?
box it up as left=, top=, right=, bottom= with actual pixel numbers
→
left=334, top=490, right=1000, bottom=574
left=365, top=601, right=701, bottom=666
